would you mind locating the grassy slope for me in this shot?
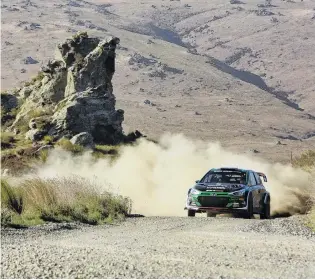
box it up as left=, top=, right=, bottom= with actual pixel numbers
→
left=1, top=136, right=132, bottom=227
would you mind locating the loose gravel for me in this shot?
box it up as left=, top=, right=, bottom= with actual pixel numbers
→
left=1, top=216, right=315, bottom=278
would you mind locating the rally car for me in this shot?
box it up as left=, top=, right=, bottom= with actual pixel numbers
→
left=184, top=167, right=270, bottom=219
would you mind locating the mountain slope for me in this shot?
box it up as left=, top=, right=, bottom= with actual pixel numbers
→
left=1, top=0, right=314, bottom=162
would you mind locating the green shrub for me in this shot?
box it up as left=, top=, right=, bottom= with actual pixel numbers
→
left=1, top=131, right=16, bottom=148
left=72, top=31, right=88, bottom=41
left=56, top=138, right=84, bottom=153
left=31, top=71, right=45, bottom=84
left=43, top=135, right=53, bottom=144
left=23, top=81, right=32, bottom=87
left=1, top=177, right=132, bottom=227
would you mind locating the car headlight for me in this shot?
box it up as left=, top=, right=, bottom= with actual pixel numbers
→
left=190, top=188, right=201, bottom=195
left=232, top=189, right=245, bottom=196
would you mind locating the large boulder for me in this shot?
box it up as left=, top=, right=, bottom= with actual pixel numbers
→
left=25, top=129, right=46, bottom=141
left=1, top=93, right=18, bottom=111
left=9, top=32, right=128, bottom=144
left=70, top=132, right=94, bottom=149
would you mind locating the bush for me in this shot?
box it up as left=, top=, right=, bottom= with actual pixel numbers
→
left=31, top=71, right=45, bottom=84
left=56, top=138, right=84, bottom=154
left=292, top=150, right=315, bottom=170
left=1, top=131, right=15, bottom=149
left=43, top=135, right=53, bottom=144
left=293, top=150, right=315, bottom=231
left=1, top=177, right=132, bottom=227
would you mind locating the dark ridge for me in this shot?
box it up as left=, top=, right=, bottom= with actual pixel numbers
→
left=302, top=131, right=315, bottom=140
left=205, top=56, right=307, bottom=112
left=148, top=23, right=188, bottom=47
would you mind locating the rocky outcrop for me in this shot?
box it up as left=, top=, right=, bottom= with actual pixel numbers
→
left=70, top=132, right=95, bottom=149
left=1, top=93, right=19, bottom=127
left=8, top=32, right=138, bottom=145
left=1, top=93, right=18, bottom=112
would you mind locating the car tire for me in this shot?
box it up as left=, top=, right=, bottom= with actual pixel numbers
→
left=260, top=195, right=271, bottom=219
left=207, top=212, right=216, bottom=217
left=188, top=210, right=195, bottom=217
left=244, top=193, right=254, bottom=219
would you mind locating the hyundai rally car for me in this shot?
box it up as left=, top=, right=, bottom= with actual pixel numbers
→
left=184, top=167, right=271, bottom=219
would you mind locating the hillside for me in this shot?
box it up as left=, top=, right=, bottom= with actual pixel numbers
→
left=1, top=0, right=315, bottom=163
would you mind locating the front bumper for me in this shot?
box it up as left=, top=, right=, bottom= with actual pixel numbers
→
left=185, top=191, right=247, bottom=213
left=184, top=205, right=247, bottom=213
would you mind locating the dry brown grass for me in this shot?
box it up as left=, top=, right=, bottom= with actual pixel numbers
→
left=292, top=150, right=315, bottom=231
left=292, top=150, right=315, bottom=171
left=1, top=177, right=132, bottom=227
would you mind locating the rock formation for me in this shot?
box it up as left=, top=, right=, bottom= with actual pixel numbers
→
left=4, top=32, right=139, bottom=145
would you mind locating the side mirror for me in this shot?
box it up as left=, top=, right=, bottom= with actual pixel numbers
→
left=263, top=176, right=267, bottom=182
left=195, top=180, right=200, bottom=183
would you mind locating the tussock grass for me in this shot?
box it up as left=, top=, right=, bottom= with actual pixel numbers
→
left=1, top=179, right=23, bottom=214
left=307, top=208, right=315, bottom=232
left=292, top=150, right=315, bottom=171
left=28, top=108, right=50, bottom=119
left=95, top=144, right=120, bottom=154
left=56, top=138, right=84, bottom=154
left=1, top=177, right=132, bottom=227
left=31, top=71, right=45, bottom=84
left=293, top=150, right=315, bottom=231
left=1, top=131, right=16, bottom=149
left=43, top=135, right=53, bottom=144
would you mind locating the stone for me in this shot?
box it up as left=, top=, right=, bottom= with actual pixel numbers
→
left=25, top=129, right=46, bottom=141
left=35, top=145, right=54, bottom=154
left=28, top=116, right=52, bottom=131
left=0, top=93, right=18, bottom=111
left=9, top=32, right=141, bottom=144
left=124, top=130, right=144, bottom=143
left=1, top=169, right=10, bottom=177
left=70, top=132, right=95, bottom=148
left=29, top=119, right=37, bottom=129
left=19, top=86, right=33, bottom=98
left=23, top=56, right=39, bottom=64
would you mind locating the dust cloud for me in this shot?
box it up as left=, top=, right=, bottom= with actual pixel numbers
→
left=35, top=133, right=314, bottom=216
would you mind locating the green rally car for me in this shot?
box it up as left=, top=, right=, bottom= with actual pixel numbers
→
left=184, top=167, right=271, bottom=219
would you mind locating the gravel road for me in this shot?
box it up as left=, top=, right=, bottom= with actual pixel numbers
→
left=1, top=215, right=315, bottom=278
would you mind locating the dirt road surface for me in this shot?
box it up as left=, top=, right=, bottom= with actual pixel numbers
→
left=1, top=216, right=315, bottom=278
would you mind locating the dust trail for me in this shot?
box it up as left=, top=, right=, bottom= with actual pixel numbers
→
left=35, top=133, right=313, bottom=216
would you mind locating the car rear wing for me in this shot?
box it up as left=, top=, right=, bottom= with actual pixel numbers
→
left=257, top=172, right=268, bottom=182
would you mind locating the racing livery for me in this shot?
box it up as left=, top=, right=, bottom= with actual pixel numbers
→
left=184, top=167, right=271, bottom=219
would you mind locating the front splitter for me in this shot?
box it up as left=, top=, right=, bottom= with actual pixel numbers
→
left=185, top=206, right=247, bottom=213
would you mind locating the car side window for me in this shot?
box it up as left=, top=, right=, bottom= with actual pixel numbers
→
left=248, top=172, right=257, bottom=186
left=254, top=172, right=262, bottom=185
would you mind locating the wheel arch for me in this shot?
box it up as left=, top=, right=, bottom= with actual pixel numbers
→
left=245, top=189, right=253, bottom=207
left=263, top=192, right=271, bottom=204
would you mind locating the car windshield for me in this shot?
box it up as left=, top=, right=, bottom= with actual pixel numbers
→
left=200, top=171, right=247, bottom=184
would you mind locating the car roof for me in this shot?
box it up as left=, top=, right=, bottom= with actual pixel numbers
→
left=209, top=167, right=253, bottom=173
